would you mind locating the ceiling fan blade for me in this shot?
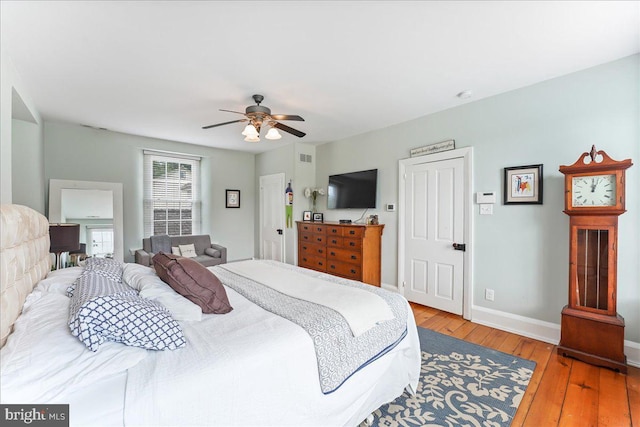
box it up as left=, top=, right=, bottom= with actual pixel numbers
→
left=273, top=122, right=306, bottom=138
left=219, top=109, right=246, bottom=115
left=202, top=119, right=247, bottom=129
left=270, top=114, right=304, bottom=121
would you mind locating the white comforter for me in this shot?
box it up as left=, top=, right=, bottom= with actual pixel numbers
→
left=1, top=264, right=421, bottom=427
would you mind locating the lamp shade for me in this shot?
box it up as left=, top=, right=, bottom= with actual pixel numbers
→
left=265, top=128, right=282, bottom=140
left=241, top=124, right=259, bottom=137
left=49, top=223, right=80, bottom=253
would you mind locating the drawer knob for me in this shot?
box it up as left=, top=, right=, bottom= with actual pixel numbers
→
left=350, top=269, right=356, bottom=274
left=331, top=240, right=337, bottom=244
left=351, top=255, right=357, bottom=260
left=319, top=262, right=323, bottom=266
left=319, top=249, right=323, bottom=254
left=330, top=252, right=336, bottom=256
left=349, top=242, right=355, bottom=246
left=330, top=265, right=335, bottom=269
left=349, top=230, right=355, bottom=235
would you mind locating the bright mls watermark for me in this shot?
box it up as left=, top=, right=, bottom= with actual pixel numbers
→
left=1, top=405, right=68, bottom=426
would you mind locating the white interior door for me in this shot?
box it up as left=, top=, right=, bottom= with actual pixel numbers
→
left=259, top=173, right=285, bottom=261
left=401, top=157, right=465, bottom=314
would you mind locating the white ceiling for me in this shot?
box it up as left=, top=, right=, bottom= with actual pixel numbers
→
left=2, top=1, right=638, bottom=153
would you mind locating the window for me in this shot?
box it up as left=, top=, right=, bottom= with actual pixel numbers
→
left=144, top=150, right=201, bottom=236
left=88, top=227, right=114, bottom=258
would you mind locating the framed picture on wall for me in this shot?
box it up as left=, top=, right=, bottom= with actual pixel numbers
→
left=302, top=210, right=312, bottom=221
left=504, top=164, right=543, bottom=205
left=226, top=189, right=240, bottom=208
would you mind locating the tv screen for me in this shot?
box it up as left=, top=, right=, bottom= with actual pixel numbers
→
left=327, top=169, right=377, bottom=209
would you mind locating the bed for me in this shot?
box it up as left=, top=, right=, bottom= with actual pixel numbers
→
left=0, top=204, right=420, bottom=426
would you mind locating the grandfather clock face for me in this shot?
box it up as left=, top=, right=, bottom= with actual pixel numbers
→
left=571, top=174, right=617, bottom=207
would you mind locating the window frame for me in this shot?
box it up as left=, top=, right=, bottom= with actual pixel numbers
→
left=143, top=150, right=201, bottom=237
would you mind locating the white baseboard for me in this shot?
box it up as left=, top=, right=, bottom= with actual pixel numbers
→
left=381, top=282, right=399, bottom=293
left=471, top=305, right=640, bottom=369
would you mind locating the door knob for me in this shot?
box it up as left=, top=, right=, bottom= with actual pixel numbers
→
left=277, top=229, right=283, bottom=235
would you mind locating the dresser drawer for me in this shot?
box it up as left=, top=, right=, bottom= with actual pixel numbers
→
left=327, top=236, right=344, bottom=247
left=299, top=254, right=327, bottom=271
left=299, top=242, right=326, bottom=258
left=327, top=247, right=361, bottom=264
left=342, top=227, right=364, bottom=238
left=311, top=224, right=327, bottom=234
left=299, top=223, right=314, bottom=233
left=300, top=232, right=326, bottom=245
left=343, top=238, right=362, bottom=249
left=327, top=261, right=362, bottom=280
left=326, top=225, right=342, bottom=236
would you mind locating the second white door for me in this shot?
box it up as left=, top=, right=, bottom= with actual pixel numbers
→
left=259, top=173, right=285, bottom=261
left=402, top=157, right=465, bottom=314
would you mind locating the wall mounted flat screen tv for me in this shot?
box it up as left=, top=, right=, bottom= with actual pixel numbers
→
left=327, top=169, right=378, bottom=209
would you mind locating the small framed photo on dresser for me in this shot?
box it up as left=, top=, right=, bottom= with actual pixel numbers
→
left=302, top=210, right=312, bottom=221
left=313, top=213, right=324, bottom=222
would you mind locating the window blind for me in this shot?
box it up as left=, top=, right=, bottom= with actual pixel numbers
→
left=143, top=151, right=201, bottom=237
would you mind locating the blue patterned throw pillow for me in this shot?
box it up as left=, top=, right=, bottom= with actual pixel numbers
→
left=68, top=261, right=186, bottom=352
left=69, top=292, right=186, bottom=351
left=67, top=257, right=124, bottom=297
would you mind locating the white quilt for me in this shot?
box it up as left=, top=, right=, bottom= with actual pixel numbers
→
left=125, top=286, right=420, bottom=426
left=220, top=260, right=394, bottom=336
left=1, top=263, right=421, bottom=426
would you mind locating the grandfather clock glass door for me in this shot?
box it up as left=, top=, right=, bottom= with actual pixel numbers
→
left=574, top=226, right=615, bottom=314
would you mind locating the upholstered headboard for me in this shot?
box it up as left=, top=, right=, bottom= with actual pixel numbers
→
left=0, top=204, right=50, bottom=347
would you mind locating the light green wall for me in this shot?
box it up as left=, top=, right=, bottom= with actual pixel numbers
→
left=1, top=49, right=42, bottom=205
left=44, top=122, right=256, bottom=263
left=315, top=54, right=640, bottom=342
left=12, top=118, right=45, bottom=213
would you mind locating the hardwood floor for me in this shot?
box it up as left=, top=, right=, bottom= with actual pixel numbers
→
left=410, top=303, right=640, bottom=427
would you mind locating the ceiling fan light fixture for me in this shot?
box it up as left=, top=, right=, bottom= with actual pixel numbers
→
left=244, top=134, right=260, bottom=142
left=241, top=124, right=259, bottom=137
left=265, top=127, right=282, bottom=140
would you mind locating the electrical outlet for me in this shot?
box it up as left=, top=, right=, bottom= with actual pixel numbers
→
left=485, top=288, right=495, bottom=301
left=479, top=204, right=493, bottom=215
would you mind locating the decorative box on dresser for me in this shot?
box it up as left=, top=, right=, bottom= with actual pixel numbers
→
left=296, top=221, right=384, bottom=287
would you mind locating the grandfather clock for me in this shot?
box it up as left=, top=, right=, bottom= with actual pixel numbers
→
left=557, top=145, right=632, bottom=373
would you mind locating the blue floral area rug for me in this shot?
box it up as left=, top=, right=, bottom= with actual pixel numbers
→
left=368, top=327, right=536, bottom=427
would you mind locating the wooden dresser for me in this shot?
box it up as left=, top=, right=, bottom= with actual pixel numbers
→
left=296, top=221, right=384, bottom=286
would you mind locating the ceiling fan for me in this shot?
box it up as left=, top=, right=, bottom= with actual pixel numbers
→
left=202, top=94, right=306, bottom=142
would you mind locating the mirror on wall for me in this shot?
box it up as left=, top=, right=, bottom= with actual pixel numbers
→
left=48, top=179, right=124, bottom=262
